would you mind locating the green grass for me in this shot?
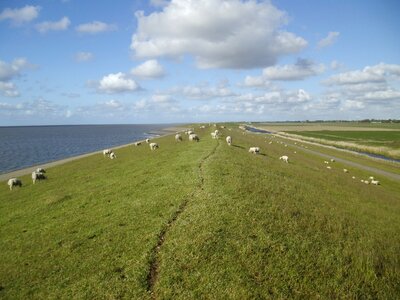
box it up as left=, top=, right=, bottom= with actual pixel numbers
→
left=287, top=130, right=400, bottom=149
left=1, top=125, right=399, bottom=299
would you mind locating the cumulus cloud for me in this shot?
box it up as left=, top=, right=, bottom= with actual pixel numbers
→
left=75, top=52, right=94, bottom=62
left=262, top=58, right=324, bottom=81
left=131, top=59, right=165, bottom=79
left=36, top=16, right=70, bottom=33
left=317, top=31, right=340, bottom=48
left=0, top=98, right=67, bottom=117
left=131, top=0, right=307, bottom=69
left=96, top=72, right=140, bottom=93
left=76, top=21, right=117, bottom=34
left=326, top=63, right=400, bottom=85
left=169, top=84, right=235, bottom=99
left=0, top=5, right=40, bottom=25
left=0, top=58, right=34, bottom=97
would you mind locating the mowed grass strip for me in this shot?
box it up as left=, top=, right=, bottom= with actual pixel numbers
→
left=0, top=128, right=215, bottom=299
left=155, top=127, right=400, bottom=299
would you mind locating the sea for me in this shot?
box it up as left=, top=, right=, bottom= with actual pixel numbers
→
left=0, top=124, right=177, bottom=174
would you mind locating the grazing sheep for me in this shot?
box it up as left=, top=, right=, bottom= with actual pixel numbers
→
left=146, top=138, right=150, bottom=143
left=361, top=180, right=364, bottom=183
left=150, top=142, right=159, bottom=150
left=364, top=180, right=370, bottom=185
left=279, top=155, right=289, bottom=163
left=324, top=161, right=329, bottom=164
left=269, top=142, right=272, bottom=144
left=369, top=176, right=374, bottom=180
left=175, top=134, right=182, bottom=142
left=284, top=144, right=288, bottom=147
left=211, top=132, right=218, bottom=139
left=214, top=130, right=220, bottom=136
left=134, top=142, right=141, bottom=146
left=32, top=171, right=46, bottom=184
left=294, top=151, right=297, bottom=154
left=226, top=136, right=232, bottom=146
left=352, top=176, right=356, bottom=179
left=248, top=147, right=260, bottom=154
left=8, top=178, right=22, bottom=190
left=36, top=168, right=46, bottom=173
left=330, top=158, right=335, bottom=162
left=343, top=169, right=348, bottom=173
left=221, top=126, right=226, bottom=129
left=326, top=166, right=332, bottom=169
left=110, top=152, right=116, bottom=159
left=371, top=180, right=380, bottom=185
left=189, top=134, right=200, bottom=142
left=103, top=149, right=112, bottom=156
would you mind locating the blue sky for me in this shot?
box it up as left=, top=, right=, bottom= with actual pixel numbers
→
left=0, top=0, right=399, bottom=125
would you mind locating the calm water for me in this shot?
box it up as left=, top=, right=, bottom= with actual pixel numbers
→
left=0, top=124, right=176, bottom=174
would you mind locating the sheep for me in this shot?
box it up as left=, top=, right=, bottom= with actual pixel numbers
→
left=371, top=180, right=380, bottom=185
left=146, top=138, right=150, bottom=143
left=134, top=142, right=141, bottom=146
left=110, top=152, right=116, bottom=159
left=150, top=142, right=159, bottom=150
left=330, top=158, right=335, bottom=162
left=32, top=171, right=46, bottom=184
left=189, top=134, right=200, bottom=142
left=324, top=161, right=329, bottom=164
left=352, top=176, right=356, bottom=179
left=214, top=129, right=220, bottom=136
left=269, top=142, right=272, bottom=144
left=36, top=167, right=46, bottom=173
left=175, top=134, right=183, bottom=142
left=364, top=180, right=370, bottom=185
left=294, top=151, right=297, bottom=154
left=8, top=178, right=22, bottom=190
left=284, top=144, right=288, bottom=147
left=226, top=136, right=232, bottom=146
left=343, top=169, right=348, bottom=173
left=279, top=155, right=289, bottom=163
left=361, top=180, right=364, bottom=183
left=186, top=130, right=194, bottom=136
left=103, top=149, right=112, bottom=156
left=248, top=147, right=260, bottom=154
left=326, top=166, right=332, bottom=170
left=211, top=132, right=218, bottom=139
left=369, top=176, right=374, bottom=180
left=220, top=126, right=226, bottom=129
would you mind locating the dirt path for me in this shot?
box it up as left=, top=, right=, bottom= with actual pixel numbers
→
left=146, top=139, right=220, bottom=298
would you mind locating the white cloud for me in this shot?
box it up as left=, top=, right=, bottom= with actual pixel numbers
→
left=97, top=72, right=140, bottom=93
left=0, top=98, right=67, bottom=116
left=317, top=31, right=340, bottom=48
left=364, top=90, right=400, bottom=101
left=0, top=5, right=40, bottom=25
left=170, top=84, right=235, bottom=99
left=0, top=58, right=34, bottom=97
left=36, top=16, right=70, bottom=33
left=0, top=82, right=19, bottom=97
left=76, top=21, right=117, bottom=34
left=75, top=52, right=94, bottom=62
left=131, top=0, right=307, bottom=69
left=103, top=99, right=123, bottom=109
left=342, top=100, right=365, bottom=110
left=131, top=59, right=165, bottom=79
left=326, top=63, right=400, bottom=85
left=262, top=58, right=324, bottom=81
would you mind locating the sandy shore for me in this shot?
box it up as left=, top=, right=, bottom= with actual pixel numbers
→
left=0, top=126, right=186, bottom=182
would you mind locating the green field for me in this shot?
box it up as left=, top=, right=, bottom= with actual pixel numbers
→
left=286, top=130, right=400, bottom=149
left=1, top=125, right=400, bottom=299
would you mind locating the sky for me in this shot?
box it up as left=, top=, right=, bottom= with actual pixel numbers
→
left=0, top=0, right=399, bottom=126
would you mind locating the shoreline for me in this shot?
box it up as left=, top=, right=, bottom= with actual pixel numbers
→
left=0, top=126, right=185, bottom=182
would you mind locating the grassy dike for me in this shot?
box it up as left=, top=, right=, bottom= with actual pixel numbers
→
left=1, top=126, right=400, bottom=299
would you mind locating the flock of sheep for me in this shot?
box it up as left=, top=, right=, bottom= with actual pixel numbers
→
left=5, top=124, right=381, bottom=190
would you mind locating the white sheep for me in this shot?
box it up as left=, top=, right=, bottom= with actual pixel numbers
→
left=146, top=138, right=150, bottom=143
left=364, top=180, right=370, bottom=185
left=103, top=149, right=112, bottom=156
left=189, top=134, right=200, bottom=142
left=32, top=171, right=46, bottom=184
left=110, top=152, right=116, bottom=159
left=150, top=142, right=159, bottom=150
left=371, top=180, right=380, bottom=185
left=330, top=158, right=335, bottom=162
left=343, top=169, right=348, bottom=173
left=8, top=178, right=22, bottom=190
left=226, top=136, right=232, bottom=146
left=214, top=129, right=220, bottom=136
left=324, top=161, right=329, bottom=164
left=326, top=166, right=332, bottom=169
left=249, top=147, right=260, bottom=154
left=369, top=176, right=374, bottom=180
left=186, top=130, right=194, bottom=136
left=293, top=151, right=297, bottom=154
left=211, top=132, right=218, bottom=139
left=352, top=176, right=356, bottom=179
left=279, top=155, right=289, bottom=163
left=269, top=142, right=272, bottom=144
left=175, top=134, right=183, bottom=142
left=134, top=142, right=141, bottom=146
left=36, top=167, right=46, bottom=173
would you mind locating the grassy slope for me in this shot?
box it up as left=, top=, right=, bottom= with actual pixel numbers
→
left=1, top=126, right=400, bottom=299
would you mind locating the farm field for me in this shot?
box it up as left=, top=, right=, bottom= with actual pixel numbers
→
left=255, top=123, right=400, bottom=160
left=1, top=125, right=399, bottom=299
